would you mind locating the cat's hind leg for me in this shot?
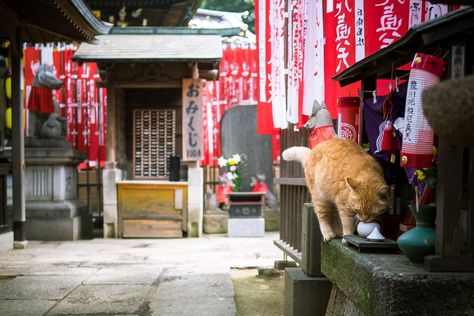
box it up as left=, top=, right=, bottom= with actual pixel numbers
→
left=313, top=200, right=337, bottom=241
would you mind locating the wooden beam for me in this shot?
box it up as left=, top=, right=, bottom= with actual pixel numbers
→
left=274, top=239, right=302, bottom=265
left=274, top=178, right=307, bottom=186
left=425, top=255, right=474, bottom=272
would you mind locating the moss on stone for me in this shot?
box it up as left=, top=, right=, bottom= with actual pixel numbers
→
left=321, top=239, right=474, bottom=316
left=321, top=240, right=373, bottom=315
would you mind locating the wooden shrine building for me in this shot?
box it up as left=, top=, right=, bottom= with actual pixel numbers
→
left=73, top=27, right=222, bottom=238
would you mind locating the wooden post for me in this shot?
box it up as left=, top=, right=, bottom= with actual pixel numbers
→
left=360, top=76, right=376, bottom=145
left=105, top=83, right=117, bottom=167
left=424, top=140, right=474, bottom=272
left=467, top=147, right=474, bottom=257
left=11, top=27, right=26, bottom=242
left=302, top=203, right=324, bottom=277
left=435, top=141, right=463, bottom=257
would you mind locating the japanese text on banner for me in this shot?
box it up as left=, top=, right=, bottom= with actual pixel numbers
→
left=182, top=79, right=204, bottom=161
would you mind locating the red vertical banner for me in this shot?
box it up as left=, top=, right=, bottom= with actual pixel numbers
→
left=201, top=80, right=210, bottom=166
left=324, top=0, right=360, bottom=119
left=256, top=0, right=277, bottom=134
left=270, top=0, right=287, bottom=129
left=88, top=64, right=100, bottom=168
left=98, top=86, right=107, bottom=165
left=65, top=48, right=76, bottom=147
left=219, top=47, right=229, bottom=110
left=75, top=64, right=86, bottom=152
left=364, top=0, right=409, bottom=56
left=365, top=0, right=410, bottom=95
left=249, top=47, right=258, bottom=104
left=212, top=80, right=220, bottom=164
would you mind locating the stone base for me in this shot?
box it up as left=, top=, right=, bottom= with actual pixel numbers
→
left=321, top=240, right=474, bottom=315
left=203, top=210, right=228, bottom=234
left=0, top=231, right=13, bottom=252
left=26, top=200, right=92, bottom=241
left=284, top=267, right=332, bottom=316
left=227, top=217, right=265, bottom=237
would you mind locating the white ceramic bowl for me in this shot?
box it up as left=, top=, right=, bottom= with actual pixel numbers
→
left=357, top=222, right=381, bottom=238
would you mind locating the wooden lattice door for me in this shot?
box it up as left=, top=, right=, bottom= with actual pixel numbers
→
left=133, top=109, right=176, bottom=179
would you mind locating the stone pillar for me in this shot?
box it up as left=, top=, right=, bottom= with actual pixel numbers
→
left=187, top=163, right=203, bottom=237
left=102, top=83, right=122, bottom=238
left=102, top=163, right=122, bottom=238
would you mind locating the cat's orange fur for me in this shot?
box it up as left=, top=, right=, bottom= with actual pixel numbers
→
left=282, top=138, right=389, bottom=241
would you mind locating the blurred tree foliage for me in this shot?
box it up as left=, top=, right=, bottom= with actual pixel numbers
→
left=199, top=0, right=255, bottom=33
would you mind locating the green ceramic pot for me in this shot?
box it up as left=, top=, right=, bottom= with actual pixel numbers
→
left=397, top=203, right=436, bottom=263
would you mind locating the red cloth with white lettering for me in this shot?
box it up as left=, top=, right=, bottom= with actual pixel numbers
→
left=27, top=86, right=55, bottom=113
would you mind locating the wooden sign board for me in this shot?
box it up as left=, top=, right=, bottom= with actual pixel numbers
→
left=182, top=78, right=204, bottom=161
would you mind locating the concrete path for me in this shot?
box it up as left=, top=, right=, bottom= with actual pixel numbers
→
left=0, top=232, right=282, bottom=316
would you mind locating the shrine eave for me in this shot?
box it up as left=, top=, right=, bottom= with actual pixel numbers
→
left=72, top=34, right=222, bottom=63
left=0, top=0, right=111, bottom=43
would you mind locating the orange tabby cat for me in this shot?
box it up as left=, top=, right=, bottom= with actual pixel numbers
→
left=282, top=138, right=389, bottom=241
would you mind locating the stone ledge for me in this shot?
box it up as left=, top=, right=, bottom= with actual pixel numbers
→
left=26, top=200, right=88, bottom=219
left=321, top=239, right=474, bottom=316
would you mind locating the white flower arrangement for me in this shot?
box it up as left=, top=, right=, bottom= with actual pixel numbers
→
left=218, top=153, right=245, bottom=191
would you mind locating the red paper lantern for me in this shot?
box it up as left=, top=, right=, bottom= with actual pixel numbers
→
left=401, top=53, right=446, bottom=168
left=337, top=96, right=360, bottom=142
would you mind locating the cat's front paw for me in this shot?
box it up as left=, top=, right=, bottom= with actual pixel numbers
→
left=322, top=231, right=337, bottom=242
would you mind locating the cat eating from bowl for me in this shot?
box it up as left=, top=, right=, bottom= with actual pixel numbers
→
left=283, top=138, right=389, bottom=242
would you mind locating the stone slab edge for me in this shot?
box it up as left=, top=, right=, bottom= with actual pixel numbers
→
left=321, top=239, right=474, bottom=316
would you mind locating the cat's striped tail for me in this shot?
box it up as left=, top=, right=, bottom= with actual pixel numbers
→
left=282, top=146, right=311, bottom=164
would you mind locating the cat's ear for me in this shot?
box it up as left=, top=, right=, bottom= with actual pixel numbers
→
left=378, top=185, right=390, bottom=201
left=345, top=177, right=360, bottom=192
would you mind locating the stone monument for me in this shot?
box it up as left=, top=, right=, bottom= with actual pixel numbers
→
left=220, top=105, right=273, bottom=237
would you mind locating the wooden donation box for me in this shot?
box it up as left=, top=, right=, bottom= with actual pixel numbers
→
left=117, top=181, right=188, bottom=238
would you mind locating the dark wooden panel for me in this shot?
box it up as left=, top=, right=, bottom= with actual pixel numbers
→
left=123, top=219, right=183, bottom=238
left=466, top=147, right=474, bottom=257
left=436, top=141, right=463, bottom=257
left=425, top=255, right=474, bottom=272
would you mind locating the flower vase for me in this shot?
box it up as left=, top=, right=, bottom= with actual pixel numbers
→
left=397, top=203, right=436, bottom=263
